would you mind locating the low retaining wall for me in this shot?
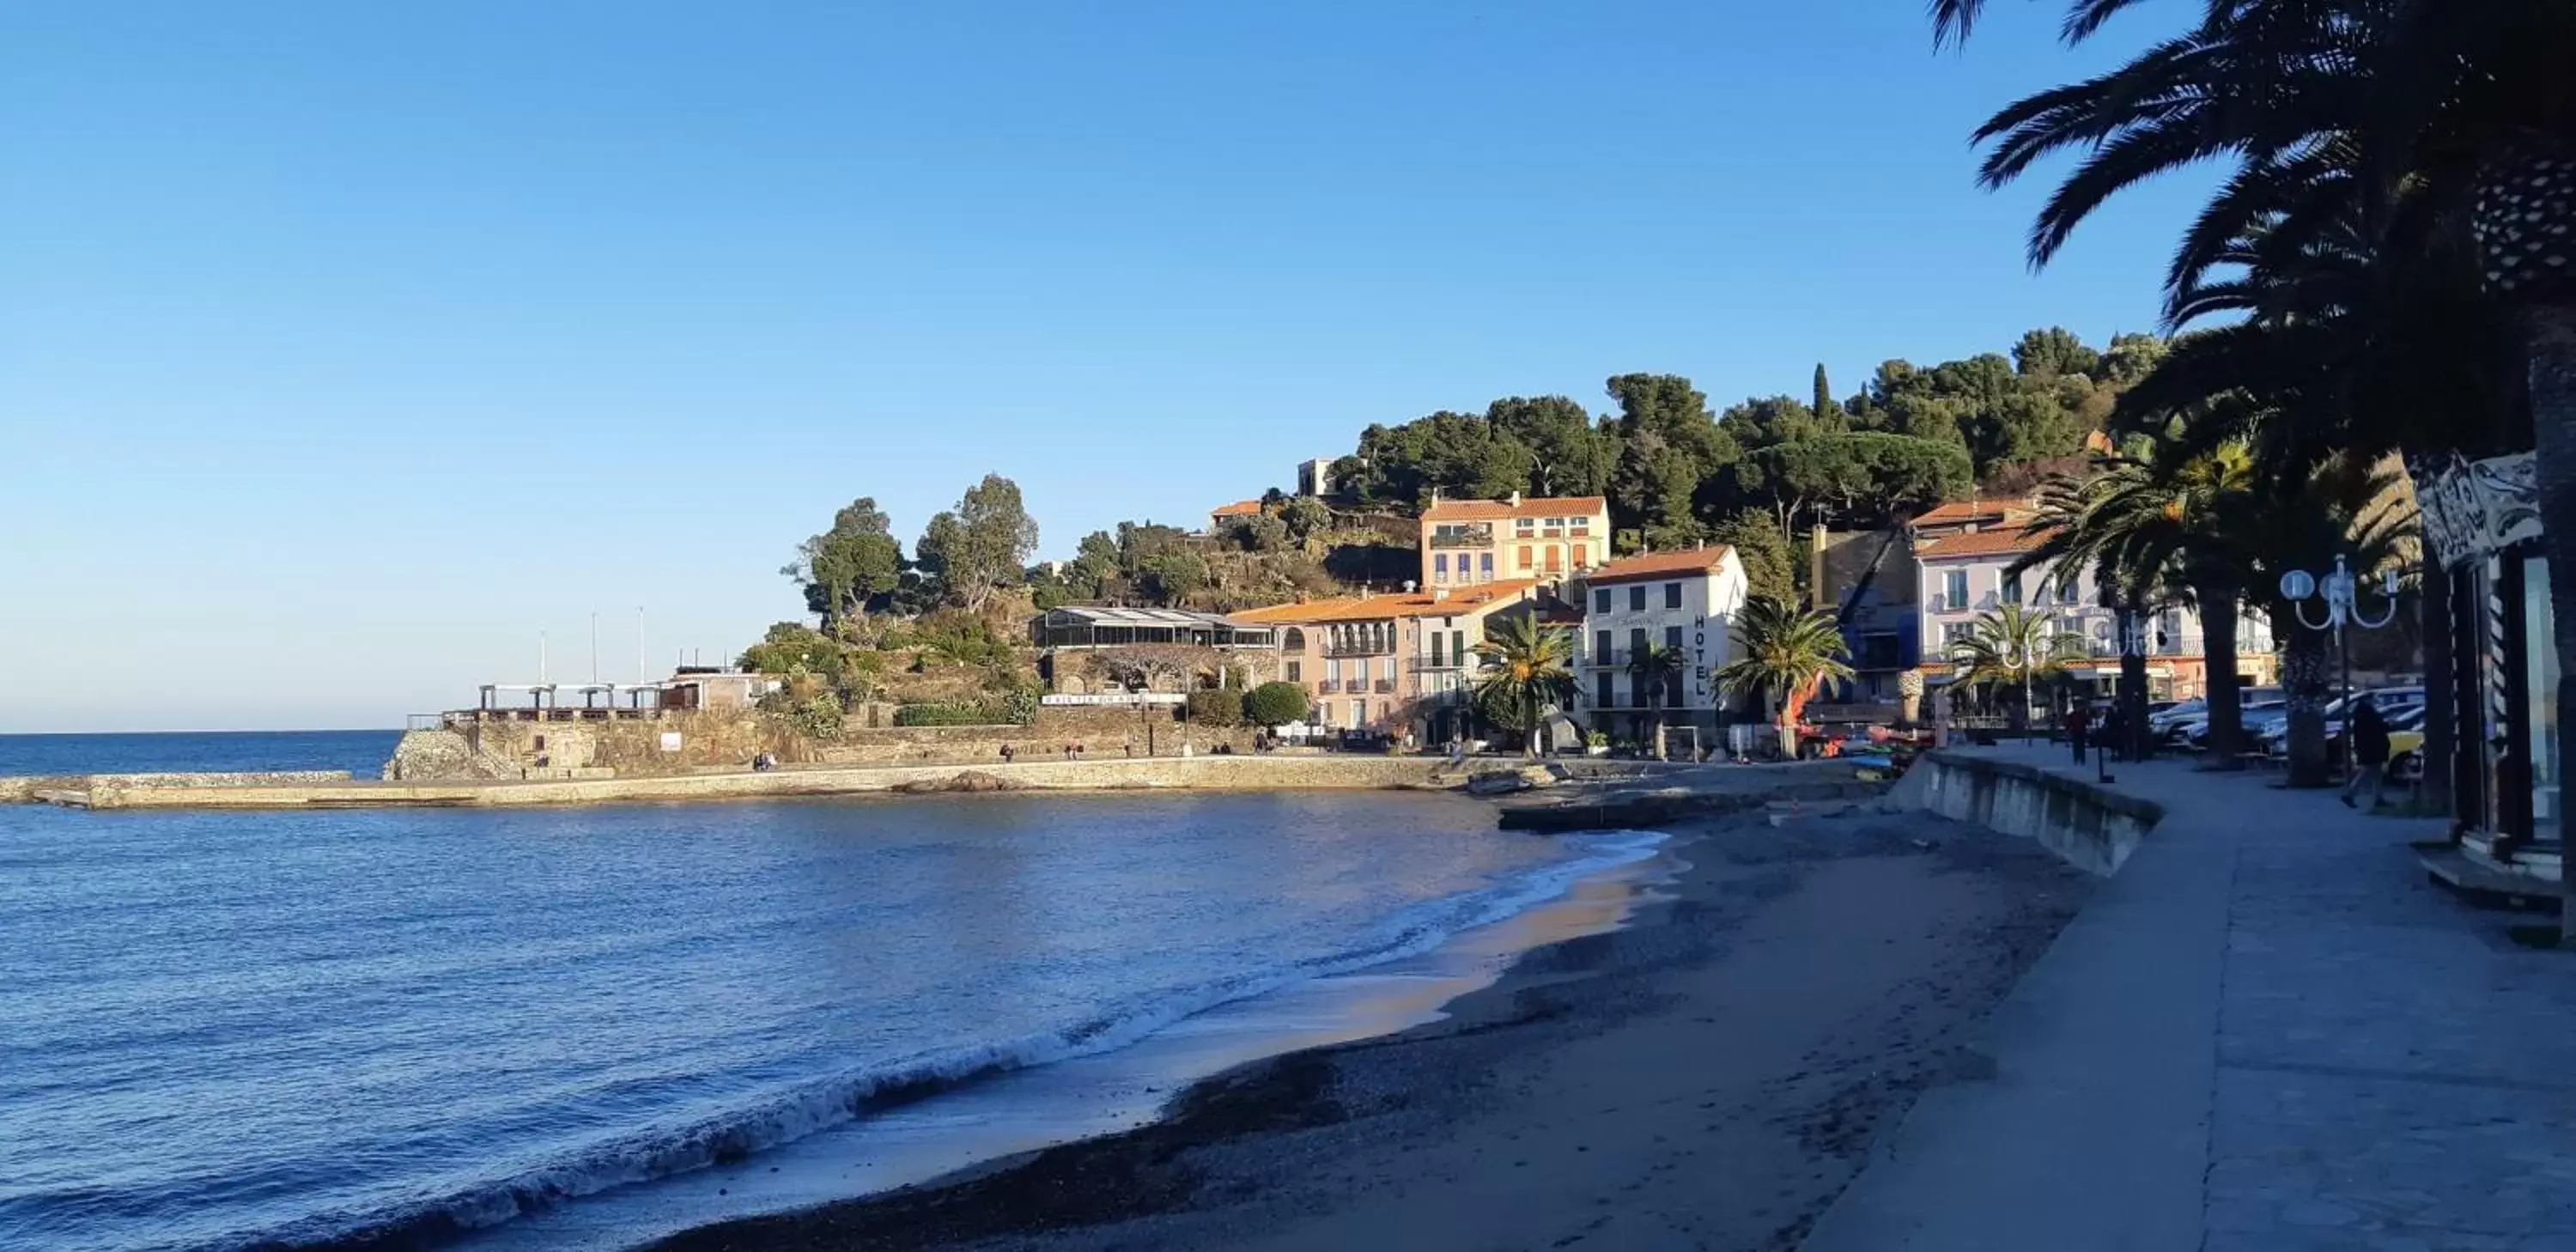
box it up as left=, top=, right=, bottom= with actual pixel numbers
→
left=70, top=755, right=1455, bottom=810
left=1898, top=750, right=2164, bottom=875
left=1, top=771, right=352, bottom=804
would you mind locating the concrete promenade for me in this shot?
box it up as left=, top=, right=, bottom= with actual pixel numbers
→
left=1804, top=745, right=2576, bottom=1252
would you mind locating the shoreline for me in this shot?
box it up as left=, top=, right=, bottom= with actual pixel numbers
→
left=454, top=824, right=1680, bottom=1252
left=6, top=756, right=1870, bottom=811
left=644, top=800, right=2094, bottom=1252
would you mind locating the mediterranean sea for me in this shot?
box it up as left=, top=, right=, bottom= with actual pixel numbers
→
left=0, top=771, right=1662, bottom=1250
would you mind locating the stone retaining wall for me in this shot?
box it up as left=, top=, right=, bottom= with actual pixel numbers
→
left=78, top=754, right=1456, bottom=809
left=1, top=771, right=353, bottom=804
left=1897, top=749, right=2165, bottom=875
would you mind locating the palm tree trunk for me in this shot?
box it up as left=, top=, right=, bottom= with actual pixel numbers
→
left=2201, top=584, right=2246, bottom=767
left=2421, top=558, right=2458, bottom=824
left=2521, top=306, right=2576, bottom=941
left=2120, top=596, right=2151, bottom=760
left=1524, top=689, right=1540, bottom=761
left=2281, top=614, right=2333, bottom=787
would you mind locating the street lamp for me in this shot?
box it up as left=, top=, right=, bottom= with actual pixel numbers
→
left=2279, top=555, right=2403, bottom=773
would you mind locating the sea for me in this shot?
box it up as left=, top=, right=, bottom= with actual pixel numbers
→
left=0, top=731, right=1668, bottom=1251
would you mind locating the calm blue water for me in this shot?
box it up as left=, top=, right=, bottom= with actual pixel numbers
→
left=0, top=729, right=398, bottom=779
left=0, top=789, right=1657, bottom=1251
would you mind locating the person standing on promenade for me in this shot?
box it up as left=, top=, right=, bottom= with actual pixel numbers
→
left=2342, top=701, right=2392, bottom=810
left=2063, top=702, right=2091, bottom=765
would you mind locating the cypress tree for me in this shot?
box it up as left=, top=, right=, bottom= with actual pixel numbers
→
left=1813, top=363, right=1836, bottom=420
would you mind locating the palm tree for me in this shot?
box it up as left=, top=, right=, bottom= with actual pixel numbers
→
left=1473, top=614, right=1577, bottom=761
left=1712, top=597, right=1854, bottom=760
left=1947, top=605, right=2087, bottom=737
left=1929, top=0, right=2576, bottom=927
left=1627, top=642, right=1686, bottom=741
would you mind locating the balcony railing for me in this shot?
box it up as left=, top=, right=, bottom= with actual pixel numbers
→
left=1323, top=641, right=1396, bottom=659
left=1373, top=678, right=1396, bottom=694
left=1414, top=653, right=1470, bottom=671
left=1426, top=531, right=1493, bottom=550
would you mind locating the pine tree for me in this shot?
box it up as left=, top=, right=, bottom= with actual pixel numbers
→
left=1813, top=363, right=1835, bottom=422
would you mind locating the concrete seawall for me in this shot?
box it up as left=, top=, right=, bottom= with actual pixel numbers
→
left=33, top=756, right=1467, bottom=810
left=0, top=771, right=353, bottom=805
left=1897, top=749, right=2165, bottom=875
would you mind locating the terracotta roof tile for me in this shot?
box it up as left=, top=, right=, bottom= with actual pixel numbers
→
left=1209, top=499, right=1264, bottom=518
left=1583, top=545, right=1735, bottom=585
left=1419, top=495, right=1608, bottom=522
left=1227, top=580, right=1543, bottom=624
left=1913, top=525, right=2047, bottom=560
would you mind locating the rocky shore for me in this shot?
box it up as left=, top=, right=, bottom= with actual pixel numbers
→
left=649, top=802, right=2092, bottom=1252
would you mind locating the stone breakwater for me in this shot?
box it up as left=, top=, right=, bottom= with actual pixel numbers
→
left=0, top=771, right=353, bottom=805
left=9, top=756, right=1479, bottom=810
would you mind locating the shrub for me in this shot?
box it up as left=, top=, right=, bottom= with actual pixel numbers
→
left=999, top=681, right=1042, bottom=726
left=1244, top=682, right=1309, bottom=727
left=894, top=702, right=1002, bottom=726
left=787, top=693, right=844, bottom=739
left=1186, top=690, right=1245, bottom=726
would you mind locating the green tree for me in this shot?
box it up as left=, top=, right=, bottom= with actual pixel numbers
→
left=1340, top=411, right=1537, bottom=511
left=1709, top=509, right=1801, bottom=605
left=1246, top=681, right=1311, bottom=727
left=2014, top=327, right=2100, bottom=380
left=1945, top=605, right=2085, bottom=736
left=1749, top=432, right=1974, bottom=534
left=786, top=498, right=903, bottom=629
left=1280, top=495, right=1333, bottom=544
left=1813, top=363, right=1837, bottom=423
left=1626, top=642, right=1686, bottom=730
left=1488, top=396, right=1614, bottom=498
left=1472, top=614, right=1577, bottom=759
left=1712, top=597, right=1853, bottom=760
left=915, top=474, right=1040, bottom=614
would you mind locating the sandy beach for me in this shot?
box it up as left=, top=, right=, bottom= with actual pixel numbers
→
left=652, top=802, right=2093, bottom=1252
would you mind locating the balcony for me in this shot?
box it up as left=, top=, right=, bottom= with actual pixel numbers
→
left=1413, top=653, right=1467, bottom=671
left=1323, top=641, right=1395, bottom=659
left=1373, top=678, right=1397, bottom=694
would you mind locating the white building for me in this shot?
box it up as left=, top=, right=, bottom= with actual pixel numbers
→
left=1573, top=546, right=1750, bottom=744
left=1912, top=524, right=2279, bottom=702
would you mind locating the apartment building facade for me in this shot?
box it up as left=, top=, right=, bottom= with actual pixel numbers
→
left=1418, top=493, right=1611, bottom=589
left=1912, top=524, right=2279, bottom=702
left=1230, top=580, right=1543, bottom=742
left=1570, top=547, right=1749, bottom=744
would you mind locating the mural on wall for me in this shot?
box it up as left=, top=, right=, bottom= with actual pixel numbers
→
left=2414, top=451, right=2541, bottom=568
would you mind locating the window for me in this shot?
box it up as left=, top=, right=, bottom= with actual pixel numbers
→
left=1572, top=544, right=1589, bottom=568
left=1286, top=660, right=1302, bottom=683
left=1517, top=546, right=1534, bottom=570
left=1595, top=629, right=1613, bottom=664
left=1628, top=627, right=1647, bottom=659
left=1326, top=659, right=1341, bottom=684
left=1594, top=587, right=1611, bottom=614
left=1942, top=622, right=1974, bottom=646
left=1516, top=517, right=1535, bottom=534
left=1452, top=629, right=1466, bottom=666
left=1434, top=553, right=1449, bottom=578
left=1597, top=672, right=1615, bottom=708
left=1629, top=585, right=1646, bottom=611
left=2001, top=571, right=2022, bottom=605
left=1665, top=624, right=1684, bottom=650
left=1944, top=569, right=1968, bottom=609
left=1546, top=546, right=1563, bottom=572
left=1664, top=581, right=1682, bottom=610
left=1479, top=552, right=1494, bottom=576
left=1355, top=658, right=1370, bottom=683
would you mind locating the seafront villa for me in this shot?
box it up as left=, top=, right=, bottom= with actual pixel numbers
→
left=1571, top=546, right=1749, bottom=750
left=1418, top=493, right=1611, bottom=588
left=1230, top=580, right=1546, bottom=740
left=1908, top=514, right=2278, bottom=702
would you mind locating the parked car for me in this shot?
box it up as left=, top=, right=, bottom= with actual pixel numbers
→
left=2386, top=704, right=2430, bottom=781
left=2189, top=699, right=2286, bottom=751
left=2253, top=687, right=2427, bottom=757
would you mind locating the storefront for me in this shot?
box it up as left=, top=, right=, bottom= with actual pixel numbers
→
left=2415, top=452, right=2561, bottom=882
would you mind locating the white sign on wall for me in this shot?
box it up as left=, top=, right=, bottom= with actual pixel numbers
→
left=659, top=732, right=683, bottom=752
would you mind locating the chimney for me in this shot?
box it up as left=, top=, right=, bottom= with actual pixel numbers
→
left=1432, top=586, right=1451, bottom=602
left=1403, top=580, right=1418, bottom=594
left=1809, top=526, right=1832, bottom=613
left=1509, top=490, right=1522, bottom=507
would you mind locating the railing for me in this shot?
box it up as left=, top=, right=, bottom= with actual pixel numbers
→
left=1323, top=641, right=1396, bottom=659
left=1413, top=654, right=1467, bottom=671
left=1373, top=678, right=1396, bottom=694
left=1426, top=532, right=1492, bottom=550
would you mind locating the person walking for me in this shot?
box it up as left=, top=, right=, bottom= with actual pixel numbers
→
left=2063, top=702, right=2092, bottom=766
left=2342, top=701, right=2392, bottom=811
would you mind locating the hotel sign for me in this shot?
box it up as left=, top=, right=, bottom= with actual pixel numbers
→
left=1041, top=692, right=1188, bottom=706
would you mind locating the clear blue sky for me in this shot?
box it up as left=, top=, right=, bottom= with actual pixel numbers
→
left=0, top=1, right=2213, bottom=732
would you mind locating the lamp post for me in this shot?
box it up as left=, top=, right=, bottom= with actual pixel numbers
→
left=2280, top=555, right=2403, bottom=775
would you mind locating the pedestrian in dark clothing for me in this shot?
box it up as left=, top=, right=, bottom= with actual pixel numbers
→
left=2343, top=702, right=2393, bottom=810
left=2064, top=703, right=2092, bottom=765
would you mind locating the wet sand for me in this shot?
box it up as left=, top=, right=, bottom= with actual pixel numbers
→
left=652, top=806, right=2091, bottom=1252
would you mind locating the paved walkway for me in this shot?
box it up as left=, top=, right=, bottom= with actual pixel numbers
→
left=1803, top=746, right=2576, bottom=1252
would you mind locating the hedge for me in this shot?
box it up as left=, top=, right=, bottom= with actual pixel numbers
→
left=893, top=702, right=1006, bottom=726
left=1245, top=682, right=1310, bottom=727
left=1185, top=690, right=1245, bottom=726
